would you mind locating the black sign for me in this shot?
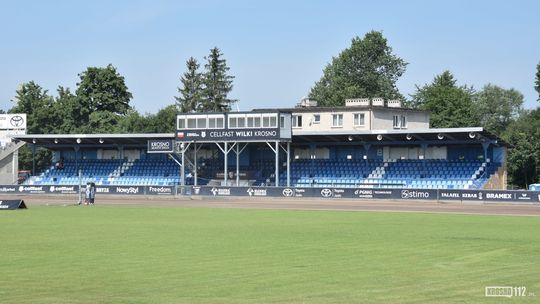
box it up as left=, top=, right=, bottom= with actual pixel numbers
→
left=176, top=128, right=280, bottom=142
left=48, top=185, right=79, bottom=194
left=147, top=139, right=174, bottom=153
left=0, top=200, right=27, bottom=210
left=146, top=186, right=174, bottom=195
left=396, top=189, right=437, bottom=200
left=17, top=185, right=47, bottom=194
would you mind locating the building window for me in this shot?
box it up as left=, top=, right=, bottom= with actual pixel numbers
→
left=178, top=118, right=186, bottom=129
left=393, top=115, right=407, bottom=129
left=353, top=113, right=365, bottom=126
left=216, top=117, right=224, bottom=128
left=187, top=118, right=196, bottom=129
left=280, top=116, right=285, bottom=128
left=270, top=116, right=277, bottom=127
left=197, top=118, right=206, bottom=129
left=313, top=114, right=320, bottom=124
left=229, top=117, right=237, bottom=128
left=293, top=115, right=302, bottom=128
left=332, top=114, right=343, bottom=127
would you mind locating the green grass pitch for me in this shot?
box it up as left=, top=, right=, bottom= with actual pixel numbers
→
left=1, top=205, right=539, bottom=303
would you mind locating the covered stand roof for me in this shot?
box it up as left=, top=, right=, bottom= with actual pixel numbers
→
left=14, top=133, right=174, bottom=147
left=13, top=127, right=507, bottom=148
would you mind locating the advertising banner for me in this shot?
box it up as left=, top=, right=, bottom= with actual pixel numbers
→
left=176, top=128, right=280, bottom=142
left=147, top=139, right=174, bottom=153
left=0, top=114, right=26, bottom=130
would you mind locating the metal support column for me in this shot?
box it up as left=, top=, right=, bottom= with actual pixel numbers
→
left=224, top=142, right=228, bottom=185
left=236, top=144, right=240, bottom=186
left=275, top=141, right=279, bottom=187
left=482, top=142, right=490, bottom=161
left=31, top=144, right=36, bottom=176
left=194, top=143, right=198, bottom=186
left=181, top=144, right=185, bottom=188
left=286, top=142, right=290, bottom=187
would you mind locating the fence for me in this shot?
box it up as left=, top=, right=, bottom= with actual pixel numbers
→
left=1, top=184, right=539, bottom=203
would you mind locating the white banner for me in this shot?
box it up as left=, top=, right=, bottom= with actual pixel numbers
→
left=0, top=114, right=27, bottom=130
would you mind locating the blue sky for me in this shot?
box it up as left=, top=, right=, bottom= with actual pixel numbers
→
left=1, top=0, right=539, bottom=114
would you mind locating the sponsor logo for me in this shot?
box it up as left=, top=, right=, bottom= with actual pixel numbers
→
left=462, top=193, right=479, bottom=199
left=282, top=188, right=294, bottom=197
left=211, top=187, right=230, bottom=196
left=96, top=187, right=110, bottom=193
left=10, top=115, right=24, bottom=127
left=149, top=140, right=172, bottom=152
left=247, top=188, right=267, bottom=196
left=49, top=186, right=76, bottom=193
left=354, top=189, right=373, bottom=198
left=401, top=190, right=430, bottom=199
left=517, top=193, right=532, bottom=200
left=486, top=193, right=513, bottom=200
left=177, top=132, right=184, bottom=138
left=116, top=187, right=140, bottom=194
left=18, top=186, right=44, bottom=192
left=0, top=186, right=17, bottom=192
left=320, top=188, right=333, bottom=198
left=193, top=186, right=201, bottom=195
left=333, top=188, right=344, bottom=198
left=148, top=186, right=172, bottom=194
left=201, top=131, right=206, bottom=138
left=441, top=192, right=460, bottom=198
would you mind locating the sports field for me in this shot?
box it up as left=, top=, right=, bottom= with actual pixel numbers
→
left=1, top=204, right=539, bottom=303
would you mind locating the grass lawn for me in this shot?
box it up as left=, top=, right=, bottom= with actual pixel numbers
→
left=1, top=204, right=539, bottom=303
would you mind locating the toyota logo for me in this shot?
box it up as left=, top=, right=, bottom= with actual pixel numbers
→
left=320, top=188, right=332, bottom=197
left=282, top=188, right=294, bottom=197
left=10, top=115, right=24, bottom=127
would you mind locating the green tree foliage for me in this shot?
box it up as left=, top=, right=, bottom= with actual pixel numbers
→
left=534, top=62, right=540, bottom=101
left=309, top=31, right=407, bottom=107
left=502, top=108, right=540, bottom=187
left=9, top=82, right=58, bottom=134
left=472, top=84, right=523, bottom=135
left=410, top=71, right=477, bottom=128
left=74, top=64, right=133, bottom=129
left=54, top=86, right=80, bottom=133
left=202, top=47, right=236, bottom=112
left=176, top=57, right=204, bottom=113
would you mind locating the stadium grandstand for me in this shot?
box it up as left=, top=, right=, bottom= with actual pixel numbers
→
left=8, top=97, right=508, bottom=190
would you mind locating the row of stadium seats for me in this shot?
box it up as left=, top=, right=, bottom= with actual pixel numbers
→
left=24, top=159, right=184, bottom=186
left=24, top=158, right=500, bottom=190
left=280, top=159, right=500, bottom=190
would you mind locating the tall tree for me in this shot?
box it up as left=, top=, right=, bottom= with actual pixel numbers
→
left=9, top=81, right=57, bottom=134
left=472, top=84, right=523, bottom=135
left=202, top=47, right=236, bottom=112
left=54, top=86, right=79, bottom=133
left=410, top=71, right=477, bottom=128
left=175, top=57, right=204, bottom=113
left=309, top=31, right=407, bottom=107
left=502, top=108, right=540, bottom=187
left=75, top=64, right=133, bottom=119
left=534, top=62, right=540, bottom=101
left=9, top=82, right=55, bottom=172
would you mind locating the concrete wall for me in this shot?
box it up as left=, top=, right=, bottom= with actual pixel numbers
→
left=372, top=110, right=429, bottom=130
left=0, top=150, right=17, bottom=184
left=291, top=108, right=429, bottom=133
